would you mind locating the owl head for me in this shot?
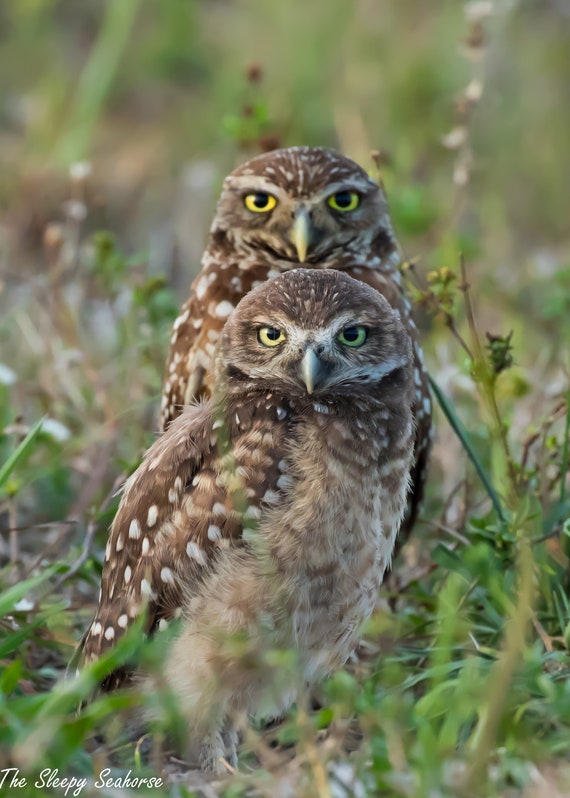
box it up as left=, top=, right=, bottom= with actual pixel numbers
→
left=211, top=147, right=395, bottom=265
left=217, top=269, right=412, bottom=406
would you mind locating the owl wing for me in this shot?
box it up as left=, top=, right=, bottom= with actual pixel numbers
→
left=78, top=393, right=290, bottom=681
left=79, top=402, right=218, bottom=667
left=346, top=267, right=432, bottom=540
left=161, top=292, right=213, bottom=431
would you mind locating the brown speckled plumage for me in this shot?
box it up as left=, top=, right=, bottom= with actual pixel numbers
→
left=161, top=146, right=431, bottom=539
left=79, top=269, right=416, bottom=771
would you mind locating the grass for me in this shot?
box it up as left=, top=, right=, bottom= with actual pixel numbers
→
left=1, top=1, right=569, bottom=796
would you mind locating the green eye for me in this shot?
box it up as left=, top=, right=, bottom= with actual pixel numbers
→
left=327, top=191, right=360, bottom=212
left=244, top=192, right=278, bottom=213
left=258, top=326, right=286, bottom=347
left=338, top=326, right=367, bottom=347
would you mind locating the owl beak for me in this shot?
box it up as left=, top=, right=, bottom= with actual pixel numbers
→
left=292, top=209, right=311, bottom=262
left=300, top=348, right=329, bottom=395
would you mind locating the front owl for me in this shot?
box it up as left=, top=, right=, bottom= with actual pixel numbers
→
left=79, top=269, right=415, bottom=772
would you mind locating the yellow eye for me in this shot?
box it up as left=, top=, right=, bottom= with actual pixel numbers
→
left=338, top=326, right=367, bottom=347
left=244, top=192, right=278, bottom=213
left=327, top=191, right=360, bottom=212
left=258, top=326, right=286, bottom=347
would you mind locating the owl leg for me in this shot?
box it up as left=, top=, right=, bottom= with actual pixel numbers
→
left=198, top=729, right=237, bottom=773
left=192, top=718, right=238, bottom=773
left=163, top=628, right=242, bottom=772
left=221, top=727, right=239, bottom=769
left=164, top=557, right=276, bottom=770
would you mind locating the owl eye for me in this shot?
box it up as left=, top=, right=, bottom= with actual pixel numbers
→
left=244, top=192, right=278, bottom=213
left=338, top=326, right=367, bottom=347
left=257, top=326, right=286, bottom=347
left=327, top=191, right=360, bottom=212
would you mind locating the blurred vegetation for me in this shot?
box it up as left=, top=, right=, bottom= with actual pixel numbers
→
left=0, top=1, right=569, bottom=796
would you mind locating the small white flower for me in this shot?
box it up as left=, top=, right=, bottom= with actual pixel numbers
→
left=63, top=200, right=87, bottom=221
left=0, top=363, right=16, bottom=385
left=41, top=418, right=71, bottom=442
left=14, top=598, right=35, bottom=612
left=69, top=161, right=92, bottom=181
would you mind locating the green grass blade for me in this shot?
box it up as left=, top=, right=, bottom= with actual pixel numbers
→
left=429, top=375, right=506, bottom=523
left=55, top=0, right=142, bottom=165
left=560, top=387, right=569, bottom=505
left=0, top=416, right=46, bottom=492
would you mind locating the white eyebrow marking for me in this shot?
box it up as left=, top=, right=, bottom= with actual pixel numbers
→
left=227, top=175, right=290, bottom=200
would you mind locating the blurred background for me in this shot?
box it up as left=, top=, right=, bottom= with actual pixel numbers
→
left=0, top=0, right=568, bottom=558
left=1, top=3, right=570, bottom=790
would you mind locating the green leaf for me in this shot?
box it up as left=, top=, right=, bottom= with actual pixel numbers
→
left=0, top=416, right=46, bottom=493
left=429, top=376, right=506, bottom=523
left=431, top=544, right=472, bottom=579
left=0, top=659, right=23, bottom=694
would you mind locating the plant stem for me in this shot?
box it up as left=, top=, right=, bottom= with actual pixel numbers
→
left=464, top=528, right=534, bottom=794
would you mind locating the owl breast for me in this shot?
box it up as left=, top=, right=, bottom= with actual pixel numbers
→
left=258, top=408, right=409, bottom=680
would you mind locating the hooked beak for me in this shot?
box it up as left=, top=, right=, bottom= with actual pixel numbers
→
left=292, top=209, right=311, bottom=262
left=300, top=348, right=330, bottom=395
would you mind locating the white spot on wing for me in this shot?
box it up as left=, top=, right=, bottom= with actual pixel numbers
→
left=214, top=300, right=234, bottom=319
left=207, top=524, right=222, bottom=541
left=160, top=567, right=174, bottom=583
left=147, top=505, right=158, bottom=527
left=172, top=309, right=189, bottom=330
left=263, top=489, right=280, bottom=504
left=129, top=520, right=141, bottom=539
left=186, top=541, right=207, bottom=564
left=196, top=272, right=217, bottom=300
left=244, top=505, right=261, bottom=520
left=277, top=474, right=293, bottom=490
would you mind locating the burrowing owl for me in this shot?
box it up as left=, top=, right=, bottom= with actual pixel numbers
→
left=161, top=146, right=430, bottom=538
left=80, top=269, right=415, bottom=771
